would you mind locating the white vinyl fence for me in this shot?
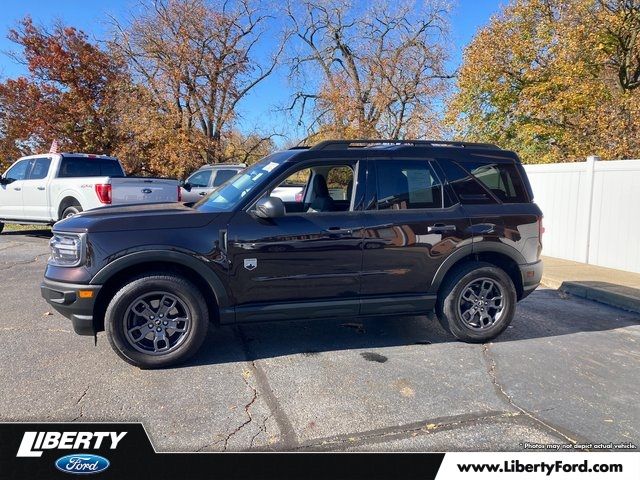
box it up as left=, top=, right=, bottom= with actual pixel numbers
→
left=524, top=157, right=640, bottom=274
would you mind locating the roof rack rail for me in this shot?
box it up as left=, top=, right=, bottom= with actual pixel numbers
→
left=309, top=139, right=499, bottom=150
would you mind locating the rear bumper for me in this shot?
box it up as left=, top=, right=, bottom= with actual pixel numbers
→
left=519, top=259, right=543, bottom=299
left=40, top=279, right=101, bottom=336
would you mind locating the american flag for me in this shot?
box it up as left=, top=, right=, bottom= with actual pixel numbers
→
left=49, top=139, right=59, bottom=153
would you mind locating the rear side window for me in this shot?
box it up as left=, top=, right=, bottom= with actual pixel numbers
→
left=58, top=157, right=124, bottom=178
left=375, top=160, right=443, bottom=210
left=212, top=169, right=238, bottom=187
left=28, top=158, right=51, bottom=180
left=464, top=162, right=528, bottom=203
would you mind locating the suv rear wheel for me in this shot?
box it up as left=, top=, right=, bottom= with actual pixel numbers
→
left=105, top=273, right=209, bottom=369
left=61, top=204, right=82, bottom=219
left=436, top=262, right=516, bottom=342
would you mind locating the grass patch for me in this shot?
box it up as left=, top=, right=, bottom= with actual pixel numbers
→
left=3, top=223, right=51, bottom=232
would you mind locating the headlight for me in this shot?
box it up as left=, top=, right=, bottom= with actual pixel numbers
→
left=49, top=233, right=85, bottom=267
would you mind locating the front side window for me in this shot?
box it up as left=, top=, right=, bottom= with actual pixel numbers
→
left=267, top=164, right=355, bottom=214
left=187, top=170, right=212, bottom=188
left=375, top=160, right=443, bottom=210
left=28, top=158, right=51, bottom=180
left=4, top=159, right=31, bottom=182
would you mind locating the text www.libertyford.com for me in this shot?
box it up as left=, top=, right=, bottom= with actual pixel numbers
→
left=457, top=460, right=623, bottom=476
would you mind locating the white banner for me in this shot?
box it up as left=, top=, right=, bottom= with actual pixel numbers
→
left=437, top=452, right=640, bottom=480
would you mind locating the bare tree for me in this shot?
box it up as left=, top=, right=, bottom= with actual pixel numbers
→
left=110, top=0, right=286, bottom=163
left=598, top=0, right=640, bottom=91
left=285, top=0, right=451, bottom=141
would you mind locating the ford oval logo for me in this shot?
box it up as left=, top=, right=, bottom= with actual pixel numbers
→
left=55, top=454, right=110, bottom=475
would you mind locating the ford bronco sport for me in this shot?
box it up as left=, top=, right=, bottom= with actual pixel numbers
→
left=41, top=140, right=543, bottom=368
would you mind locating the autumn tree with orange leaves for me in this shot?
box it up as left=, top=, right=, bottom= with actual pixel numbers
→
left=0, top=17, right=123, bottom=171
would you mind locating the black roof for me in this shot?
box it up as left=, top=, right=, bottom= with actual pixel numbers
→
left=292, top=139, right=500, bottom=151
left=285, top=139, right=519, bottom=163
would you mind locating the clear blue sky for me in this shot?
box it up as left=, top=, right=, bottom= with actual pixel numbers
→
left=0, top=0, right=504, bottom=144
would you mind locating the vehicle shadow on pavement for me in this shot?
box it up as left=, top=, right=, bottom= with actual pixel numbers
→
left=2, top=229, right=52, bottom=238
left=186, top=289, right=640, bottom=367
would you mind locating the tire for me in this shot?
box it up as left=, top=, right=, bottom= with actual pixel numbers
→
left=436, top=262, right=516, bottom=343
left=0, top=222, right=4, bottom=234
left=105, top=273, right=209, bottom=369
left=61, top=204, right=82, bottom=219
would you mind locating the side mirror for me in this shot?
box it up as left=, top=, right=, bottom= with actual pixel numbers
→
left=182, top=182, right=192, bottom=192
left=255, top=196, right=285, bottom=219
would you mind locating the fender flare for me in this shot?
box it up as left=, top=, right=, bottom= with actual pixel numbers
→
left=90, top=250, right=230, bottom=309
left=428, top=242, right=526, bottom=295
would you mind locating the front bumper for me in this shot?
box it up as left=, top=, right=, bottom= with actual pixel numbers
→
left=40, top=279, right=102, bottom=336
left=519, top=259, right=543, bottom=299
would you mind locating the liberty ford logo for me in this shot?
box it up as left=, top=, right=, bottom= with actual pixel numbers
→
left=55, top=454, right=110, bottom=474
left=244, top=258, right=257, bottom=271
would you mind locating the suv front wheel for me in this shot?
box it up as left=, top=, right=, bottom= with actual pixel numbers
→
left=105, top=273, right=209, bottom=369
left=436, top=262, right=516, bottom=342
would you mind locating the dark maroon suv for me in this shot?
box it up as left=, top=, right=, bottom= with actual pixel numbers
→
left=41, top=140, right=543, bottom=368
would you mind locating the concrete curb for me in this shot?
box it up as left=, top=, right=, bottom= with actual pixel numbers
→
left=541, top=278, right=640, bottom=314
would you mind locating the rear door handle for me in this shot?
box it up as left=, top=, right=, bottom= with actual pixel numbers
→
left=199, top=192, right=207, bottom=196
left=37, top=186, right=46, bottom=191
left=428, top=224, right=456, bottom=233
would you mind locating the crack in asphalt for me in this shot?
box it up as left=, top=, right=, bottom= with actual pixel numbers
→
left=249, top=413, right=273, bottom=449
left=71, top=386, right=90, bottom=422
left=287, top=410, right=520, bottom=451
left=0, top=253, right=49, bottom=271
left=221, top=365, right=259, bottom=451
left=482, top=343, right=584, bottom=447
left=236, top=326, right=300, bottom=449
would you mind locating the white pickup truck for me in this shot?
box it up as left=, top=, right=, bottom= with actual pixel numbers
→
left=0, top=153, right=180, bottom=232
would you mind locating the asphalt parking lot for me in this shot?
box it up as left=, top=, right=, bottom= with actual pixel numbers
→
left=1, top=229, right=639, bottom=452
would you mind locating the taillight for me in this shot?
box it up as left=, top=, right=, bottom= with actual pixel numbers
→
left=539, top=216, right=545, bottom=240
left=177, top=185, right=182, bottom=202
left=95, top=184, right=112, bottom=204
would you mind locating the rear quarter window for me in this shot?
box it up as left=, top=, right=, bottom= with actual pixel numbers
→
left=438, top=159, right=529, bottom=204
left=463, top=161, right=529, bottom=203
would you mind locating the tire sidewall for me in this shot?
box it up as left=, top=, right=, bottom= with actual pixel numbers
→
left=441, top=265, right=516, bottom=342
left=105, top=276, right=208, bottom=368
left=62, top=205, right=82, bottom=219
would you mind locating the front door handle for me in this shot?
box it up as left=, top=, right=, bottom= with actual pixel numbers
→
left=199, top=192, right=207, bottom=196
left=13, top=187, right=21, bottom=191
left=428, top=224, right=456, bottom=233
left=325, top=227, right=353, bottom=236
left=37, top=186, right=46, bottom=191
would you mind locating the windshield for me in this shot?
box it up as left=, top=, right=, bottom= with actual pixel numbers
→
left=195, top=152, right=294, bottom=212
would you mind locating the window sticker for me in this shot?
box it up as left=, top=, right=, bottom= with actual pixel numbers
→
left=262, top=162, right=279, bottom=172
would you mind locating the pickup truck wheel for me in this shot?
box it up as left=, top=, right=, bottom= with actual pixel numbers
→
left=61, top=205, right=82, bottom=219
left=436, top=262, right=516, bottom=343
left=0, top=222, right=4, bottom=234
left=105, top=274, right=209, bottom=369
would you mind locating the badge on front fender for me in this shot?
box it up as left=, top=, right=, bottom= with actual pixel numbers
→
left=244, top=258, right=257, bottom=271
